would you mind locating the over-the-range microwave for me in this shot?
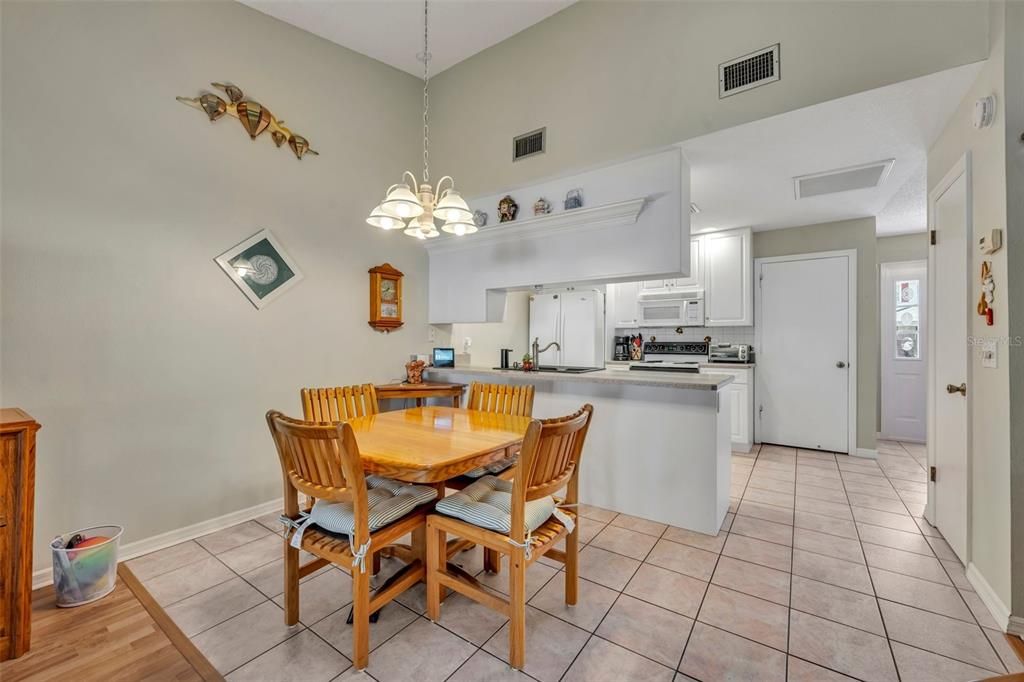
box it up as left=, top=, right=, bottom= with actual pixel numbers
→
left=637, top=290, right=704, bottom=327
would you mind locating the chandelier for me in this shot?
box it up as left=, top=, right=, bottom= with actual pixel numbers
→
left=366, top=0, right=475, bottom=239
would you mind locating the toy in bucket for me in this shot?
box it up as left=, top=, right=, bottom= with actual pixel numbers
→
left=51, top=525, right=123, bottom=607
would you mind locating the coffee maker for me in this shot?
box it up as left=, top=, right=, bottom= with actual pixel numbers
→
left=613, top=336, right=631, bottom=361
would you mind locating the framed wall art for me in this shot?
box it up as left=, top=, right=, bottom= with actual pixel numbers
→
left=215, top=229, right=303, bottom=309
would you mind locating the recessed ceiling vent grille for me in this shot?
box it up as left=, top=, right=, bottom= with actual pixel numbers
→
left=513, top=128, right=545, bottom=162
left=794, top=159, right=896, bottom=199
left=719, top=44, right=780, bottom=98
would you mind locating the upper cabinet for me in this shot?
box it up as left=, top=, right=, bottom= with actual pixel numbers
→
left=607, top=280, right=640, bottom=327
left=704, top=228, right=752, bottom=326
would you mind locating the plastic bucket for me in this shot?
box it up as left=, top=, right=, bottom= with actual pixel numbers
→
left=50, top=525, right=123, bottom=607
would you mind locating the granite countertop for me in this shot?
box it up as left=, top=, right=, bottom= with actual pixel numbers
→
left=700, top=362, right=756, bottom=369
left=425, top=366, right=734, bottom=391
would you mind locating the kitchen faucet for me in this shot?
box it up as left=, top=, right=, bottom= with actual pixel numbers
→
left=532, top=337, right=560, bottom=369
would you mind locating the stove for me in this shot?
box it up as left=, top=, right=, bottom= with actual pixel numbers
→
left=629, top=341, right=709, bottom=373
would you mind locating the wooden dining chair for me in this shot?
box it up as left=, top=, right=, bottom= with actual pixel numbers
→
left=425, top=404, right=594, bottom=670
left=447, top=382, right=535, bottom=489
left=266, top=410, right=435, bottom=670
left=300, top=384, right=379, bottom=422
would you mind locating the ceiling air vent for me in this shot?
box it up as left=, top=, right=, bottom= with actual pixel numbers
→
left=794, top=159, right=896, bottom=199
left=513, top=127, right=545, bottom=162
left=719, top=44, right=780, bottom=98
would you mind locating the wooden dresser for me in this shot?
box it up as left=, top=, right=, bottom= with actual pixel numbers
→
left=1, top=408, right=40, bottom=662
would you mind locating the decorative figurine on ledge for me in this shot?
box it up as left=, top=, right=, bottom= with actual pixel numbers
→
left=533, top=197, right=552, bottom=216
left=521, top=353, right=534, bottom=372
left=498, top=195, right=519, bottom=223
left=473, top=209, right=489, bottom=227
left=564, top=188, right=584, bottom=210
left=176, top=82, right=319, bottom=160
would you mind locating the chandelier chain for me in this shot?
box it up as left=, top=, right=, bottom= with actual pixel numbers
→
left=422, top=0, right=430, bottom=184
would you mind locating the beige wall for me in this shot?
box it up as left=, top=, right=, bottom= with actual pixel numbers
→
left=877, top=233, right=928, bottom=263
left=927, top=0, right=1011, bottom=613
left=1, top=1, right=427, bottom=567
left=430, top=1, right=989, bottom=197
left=752, top=219, right=878, bottom=452
left=435, top=292, right=532, bottom=367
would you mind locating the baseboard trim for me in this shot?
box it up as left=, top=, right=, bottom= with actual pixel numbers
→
left=33, top=497, right=282, bottom=589
left=966, top=561, right=1011, bottom=632
left=1009, top=616, right=1024, bottom=638
left=854, top=448, right=878, bottom=460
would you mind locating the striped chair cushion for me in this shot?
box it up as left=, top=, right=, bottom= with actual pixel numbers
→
left=308, top=476, right=438, bottom=536
left=461, top=454, right=518, bottom=479
left=434, top=475, right=555, bottom=534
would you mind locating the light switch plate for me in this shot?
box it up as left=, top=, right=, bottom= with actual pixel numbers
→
left=981, top=339, right=998, bottom=368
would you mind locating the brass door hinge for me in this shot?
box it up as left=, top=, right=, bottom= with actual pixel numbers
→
left=929, top=466, right=937, bottom=482
left=930, top=230, right=937, bottom=246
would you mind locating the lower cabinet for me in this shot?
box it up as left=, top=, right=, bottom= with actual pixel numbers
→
left=701, top=367, right=753, bottom=452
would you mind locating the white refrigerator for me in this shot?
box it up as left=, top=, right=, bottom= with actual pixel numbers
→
left=528, top=291, right=606, bottom=368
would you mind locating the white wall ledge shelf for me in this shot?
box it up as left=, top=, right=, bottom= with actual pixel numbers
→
left=424, top=197, right=647, bottom=254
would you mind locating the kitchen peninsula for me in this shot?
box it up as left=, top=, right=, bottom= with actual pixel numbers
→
left=426, top=366, right=733, bottom=535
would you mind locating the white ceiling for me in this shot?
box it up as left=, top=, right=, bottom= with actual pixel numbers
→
left=682, top=62, right=982, bottom=236
left=239, top=0, right=576, bottom=76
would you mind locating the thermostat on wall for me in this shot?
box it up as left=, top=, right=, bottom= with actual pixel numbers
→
left=978, top=229, right=1003, bottom=255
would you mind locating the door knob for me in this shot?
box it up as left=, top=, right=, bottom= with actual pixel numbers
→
left=836, top=361, right=847, bottom=368
left=946, top=382, right=967, bottom=396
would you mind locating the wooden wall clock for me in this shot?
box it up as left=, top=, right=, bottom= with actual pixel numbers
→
left=368, top=263, right=403, bottom=332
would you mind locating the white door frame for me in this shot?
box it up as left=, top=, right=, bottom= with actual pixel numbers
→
left=754, top=249, right=858, bottom=456
left=925, top=152, right=973, bottom=541
left=879, top=259, right=928, bottom=443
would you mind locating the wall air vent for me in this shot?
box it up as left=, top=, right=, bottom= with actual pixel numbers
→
left=513, top=127, right=546, bottom=161
left=794, top=159, right=896, bottom=199
left=719, top=44, right=780, bottom=98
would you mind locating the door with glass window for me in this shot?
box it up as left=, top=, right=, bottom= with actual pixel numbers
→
left=881, top=261, right=927, bottom=442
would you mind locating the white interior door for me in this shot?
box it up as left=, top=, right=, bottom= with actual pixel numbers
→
left=528, top=293, right=562, bottom=366
left=560, top=291, right=603, bottom=367
left=756, top=254, right=852, bottom=452
left=929, top=161, right=970, bottom=562
left=881, top=261, right=928, bottom=442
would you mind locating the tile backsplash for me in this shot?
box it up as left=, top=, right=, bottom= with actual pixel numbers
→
left=619, top=326, right=756, bottom=349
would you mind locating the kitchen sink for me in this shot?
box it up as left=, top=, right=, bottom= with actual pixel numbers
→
left=534, top=366, right=603, bottom=374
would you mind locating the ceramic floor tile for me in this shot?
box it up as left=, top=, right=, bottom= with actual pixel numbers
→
left=483, top=605, right=590, bottom=682
left=166, top=576, right=266, bottom=637
left=923, top=535, right=959, bottom=562
left=576, top=545, right=641, bottom=591
left=127, top=540, right=211, bottom=581
left=941, top=558, right=973, bottom=590
left=793, top=528, right=864, bottom=564
left=960, top=588, right=1002, bottom=630
left=590, top=524, right=658, bottom=560
left=793, top=511, right=859, bottom=540
left=791, top=549, right=873, bottom=595
left=578, top=504, right=618, bottom=523
left=711, top=555, right=790, bottom=606
left=743, top=487, right=795, bottom=509
left=788, top=609, right=898, bottom=682
left=311, top=600, right=418, bottom=655
left=218, top=534, right=284, bottom=574
left=747, top=475, right=796, bottom=494
left=273, top=568, right=353, bottom=626
left=696, top=584, right=788, bottom=651
left=145, top=554, right=235, bottom=606
left=663, top=526, right=727, bottom=553
left=856, top=524, right=933, bottom=556
left=476, top=555, right=560, bottom=599
left=795, top=474, right=846, bottom=491
left=869, top=568, right=972, bottom=622
left=679, top=622, right=786, bottom=682
left=985, top=629, right=1024, bottom=673
left=851, top=507, right=919, bottom=533
left=786, top=656, right=860, bottom=681
left=915, top=516, right=944, bottom=538
left=890, top=642, right=1000, bottom=682
left=196, top=521, right=273, bottom=555
left=596, top=594, right=692, bottom=667
left=529, top=575, right=617, bottom=632
left=238, top=553, right=329, bottom=599
left=366, top=617, right=476, bottom=682
left=255, top=510, right=287, bottom=535
left=448, top=650, right=534, bottom=681
left=790, top=575, right=884, bottom=635
left=879, top=599, right=1004, bottom=672
left=722, top=533, right=792, bottom=572
left=847, top=494, right=908, bottom=515
left=736, top=500, right=794, bottom=526
left=646, top=539, right=719, bottom=581
left=794, top=497, right=853, bottom=521
left=226, top=630, right=349, bottom=681
left=191, top=600, right=304, bottom=675
left=576, top=517, right=607, bottom=545
left=729, top=515, right=793, bottom=546
left=843, top=481, right=900, bottom=499
left=563, top=636, right=675, bottom=682
left=794, top=484, right=849, bottom=504
left=434, top=593, right=508, bottom=645
left=611, top=513, right=669, bottom=538
left=721, top=512, right=735, bottom=532
left=623, top=563, right=708, bottom=618
left=862, top=543, right=951, bottom=585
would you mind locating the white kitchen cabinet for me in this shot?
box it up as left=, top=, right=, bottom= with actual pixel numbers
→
left=607, top=281, right=640, bottom=327
left=641, top=279, right=671, bottom=291
left=701, top=366, right=753, bottom=452
left=673, top=236, right=704, bottom=290
left=704, top=228, right=752, bottom=326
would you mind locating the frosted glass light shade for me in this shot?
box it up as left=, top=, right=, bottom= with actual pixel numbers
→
left=441, top=219, right=478, bottom=236
left=366, top=204, right=406, bottom=230
left=434, top=190, right=472, bottom=222
left=381, top=184, right=424, bottom=218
